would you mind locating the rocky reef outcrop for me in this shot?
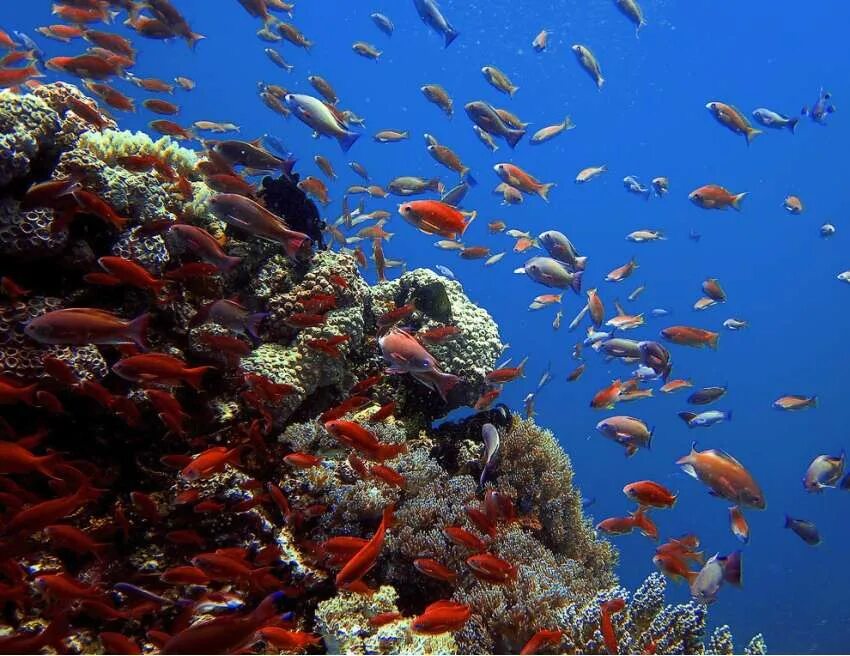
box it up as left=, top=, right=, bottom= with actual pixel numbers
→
left=0, top=84, right=764, bottom=654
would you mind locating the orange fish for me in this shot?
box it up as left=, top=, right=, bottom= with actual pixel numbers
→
left=84, top=80, right=135, bottom=111
left=493, top=162, right=555, bottom=201
left=369, top=612, right=403, bottom=627
left=398, top=200, right=475, bottom=239
left=370, top=463, right=405, bottom=488
left=660, top=325, right=719, bottom=349
left=590, top=379, right=623, bottom=409
left=0, top=441, right=58, bottom=477
left=587, top=288, right=604, bottom=327
left=676, top=442, right=766, bottom=509
left=283, top=452, right=323, bottom=469
left=688, top=184, right=746, bottom=211
left=149, top=119, right=194, bottom=140
left=660, top=379, right=692, bottom=393
left=335, top=504, right=394, bottom=589
left=258, top=629, right=321, bottom=652
left=7, top=484, right=102, bottom=535
left=323, top=419, right=406, bottom=461
left=412, top=600, right=471, bottom=635
left=486, top=356, right=527, bottom=383
left=46, top=54, right=124, bottom=79
left=0, top=63, right=43, bottom=88
left=605, top=258, right=638, bottom=282
left=728, top=505, right=749, bottom=543
left=652, top=552, right=697, bottom=584
left=96, top=256, right=165, bottom=293
left=623, top=480, right=677, bottom=508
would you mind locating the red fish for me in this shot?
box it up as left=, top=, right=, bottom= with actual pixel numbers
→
left=96, top=256, right=165, bottom=293
left=377, top=303, right=416, bottom=328
left=117, top=154, right=177, bottom=180
left=600, top=598, right=626, bottom=655
left=486, top=356, right=527, bottom=383
left=83, top=80, right=135, bottom=111
left=590, top=379, right=623, bottom=409
left=335, top=504, right=394, bottom=589
left=369, top=401, right=396, bottom=422
left=728, top=505, right=750, bottom=544
left=83, top=29, right=136, bottom=56
left=46, top=53, right=125, bottom=79
left=24, top=308, right=149, bottom=348
left=351, top=374, right=383, bottom=394
left=0, top=64, right=43, bottom=88
left=164, top=262, right=220, bottom=280
left=0, top=276, right=31, bottom=299
left=99, top=632, right=141, bottom=655
left=442, top=526, right=486, bottom=552
left=417, top=325, right=460, bottom=343
left=258, top=628, right=322, bottom=651
left=0, top=377, right=38, bottom=406
left=369, top=611, right=403, bottom=627
left=161, top=565, right=210, bottom=585
left=299, top=293, right=337, bottom=314
left=660, top=325, right=719, bottom=349
left=181, top=446, right=241, bottom=481
left=143, top=98, right=180, bottom=115
left=521, top=630, right=564, bottom=655
left=306, top=335, right=350, bottom=357
left=112, top=353, right=213, bottom=389
left=210, top=193, right=310, bottom=258
left=323, top=419, right=406, bottom=461
left=166, top=529, right=206, bottom=548
left=170, top=224, right=242, bottom=271
left=466, top=552, right=517, bottom=583
left=160, top=592, right=285, bottom=654
left=149, top=119, right=194, bottom=140
left=320, top=395, right=372, bottom=422
left=130, top=490, right=162, bottom=522
left=652, top=552, right=698, bottom=584
left=412, top=600, right=471, bottom=635
left=413, top=558, right=457, bottom=583
left=52, top=4, right=112, bottom=23
left=284, top=312, right=326, bottom=328
left=466, top=506, right=498, bottom=538
left=370, top=463, right=405, bottom=488
left=7, top=484, right=102, bottom=535
left=284, top=452, right=323, bottom=469
left=44, top=524, right=107, bottom=559
left=204, top=173, right=257, bottom=197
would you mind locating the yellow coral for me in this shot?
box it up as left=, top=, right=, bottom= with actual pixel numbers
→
left=78, top=129, right=198, bottom=177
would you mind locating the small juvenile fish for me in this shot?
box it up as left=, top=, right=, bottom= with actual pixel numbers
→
left=482, top=65, right=518, bottom=96
left=265, top=48, right=293, bottom=71
left=353, top=41, right=382, bottom=60
left=773, top=395, right=817, bottom=411
left=572, top=44, right=604, bottom=89
left=576, top=165, right=607, bottom=183
left=687, top=386, right=727, bottom=405
left=485, top=252, right=506, bottom=266
left=421, top=84, right=453, bottom=116
left=820, top=223, right=836, bottom=237
left=615, top=0, right=647, bottom=37
left=464, top=100, right=526, bottom=148
left=623, top=175, right=651, bottom=199
left=628, top=285, right=645, bottom=301
left=627, top=230, right=663, bottom=242
left=728, top=505, right=749, bottom=543
left=605, top=258, right=638, bottom=282
left=530, top=116, right=575, bottom=144
left=193, top=120, right=239, bottom=133
left=678, top=410, right=732, bottom=428
left=723, top=318, right=748, bottom=330
left=783, top=195, right=803, bottom=214
left=801, top=88, right=835, bottom=125
left=472, top=125, right=499, bottom=151
left=371, top=12, right=394, bottom=36
left=652, top=176, right=669, bottom=196
left=785, top=516, right=820, bottom=545
left=374, top=129, right=409, bottom=143
left=532, top=29, right=551, bottom=52
left=349, top=161, right=369, bottom=180
left=752, top=107, right=798, bottom=133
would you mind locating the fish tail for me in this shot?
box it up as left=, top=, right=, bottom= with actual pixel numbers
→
left=127, top=313, right=151, bottom=350
left=731, top=192, right=747, bottom=211
left=708, top=332, right=720, bottom=350
left=574, top=256, right=588, bottom=271
left=463, top=170, right=478, bottom=187
left=538, top=182, right=555, bottom=202
left=745, top=127, right=762, bottom=145
left=461, top=210, right=476, bottom=237
left=788, top=117, right=799, bottom=134
left=596, top=76, right=605, bottom=90
left=221, top=254, right=243, bottom=271
left=443, top=28, right=459, bottom=48
left=382, top=502, right=396, bottom=529
left=36, top=452, right=61, bottom=479
left=571, top=270, right=584, bottom=294
left=185, top=366, right=214, bottom=391
left=725, top=410, right=733, bottom=422
left=246, top=313, right=268, bottom=341
left=338, top=130, right=360, bottom=152
left=564, top=115, right=575, bottom=130
left=505, top=128, right=524, bottom=149
left=187, top=32, right=206, bottom=50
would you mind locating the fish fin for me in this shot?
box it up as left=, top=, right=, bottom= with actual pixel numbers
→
left=788, top=117, right=799, bottom=133
left=708, top=332, right=720, bottom=349
left=504, top=128, right=525, bottom=148
left=725, top=409, right=733, bottom=422
left=460, top=210, right=476, bottom=237
left=801, top=105, right=809, bottom=116
left=677, top=462, right=696, bottom=479
left=443, top=28, right=459, bottom=48
left=538, top=182, right=555, bottom=202
left=338, top=131, right=360, bottom=152
left=745, top=128, right=762, bottom=145
left=246, top=313, right=267, bottom=340
left=127, top=313, right=151, bottom=350
left=677, top=411, right=697, bottom=424
left=463, top=170, right=478, bottom=187
left=731, top=192, right=747, bottom=211
left=570, top=270, right=583, bottom=294
left=185, top=366, right=214, bottom=391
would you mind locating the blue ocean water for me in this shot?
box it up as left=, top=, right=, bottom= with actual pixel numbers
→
left=9, top=1, right=849, bottom=651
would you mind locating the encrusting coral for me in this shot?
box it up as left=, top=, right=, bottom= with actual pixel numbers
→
left=0, top=83, right=765, bottom=654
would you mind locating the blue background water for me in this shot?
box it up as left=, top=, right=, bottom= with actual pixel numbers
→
left=8, top=0, right=849, bottom=651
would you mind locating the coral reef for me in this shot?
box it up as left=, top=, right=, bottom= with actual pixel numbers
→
left=0, top=83, right=763, bottom=655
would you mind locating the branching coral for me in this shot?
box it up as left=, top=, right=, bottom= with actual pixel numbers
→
left=0, top=84, right=763, bottom=656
